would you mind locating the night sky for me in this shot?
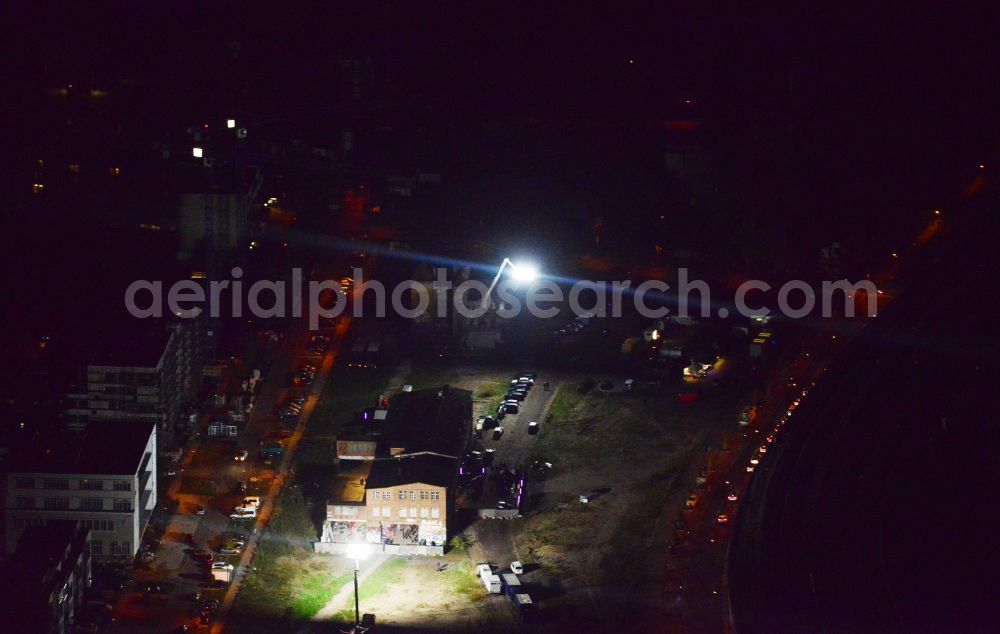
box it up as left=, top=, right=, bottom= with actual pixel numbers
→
left=3, top=2, right=998, bottom=393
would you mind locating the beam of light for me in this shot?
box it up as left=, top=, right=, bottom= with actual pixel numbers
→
left=251, top=226, right=873, bottom=334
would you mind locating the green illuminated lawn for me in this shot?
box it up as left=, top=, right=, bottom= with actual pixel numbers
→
left=231, top=492, right=353, bottom=628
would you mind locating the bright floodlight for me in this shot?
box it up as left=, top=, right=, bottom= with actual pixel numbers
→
left=227, top=118, right=236, bottom=129
left=507, top=261, right=539, bottom=285
left=192, top=147, right=203, bottom=158
left=345, top=543, right=370, bottom=561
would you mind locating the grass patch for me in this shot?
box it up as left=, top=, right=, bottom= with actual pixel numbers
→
left=331, top=609, right=355, bottom=623
left=236, top=547, right=352, bottom=621
left=403, top=364, right=460, bottom=392
left=307, top=367, right=394, bottom=437
left=546, top=383, right=589, bottom=422
left=232, top=492, right=346, bottom=623
left=266, top=490, right=318, bottom=551
left=291, top=569, right=353, bottom=618
left=473, top=381, right=507, bottom=400
left=444, top=559, right=484, bottom=601
left=356, top=557, right=407, bottom=603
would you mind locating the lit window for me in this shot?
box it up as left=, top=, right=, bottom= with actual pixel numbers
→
left=430, top=492, right=440, bottom=501
left=409, top=508, right=416, bottom=518
left=69, top=164, right=80, bottom=174
left=431, top=508, right=440, bottom=518
left=32, top=183, right=44, bottom=194
left=420, top=508, right=429, bottom=518
left=398, top=491, right=406, bottom=500
left=420, top=491, right=429, bottom=500
left=410, top=491, right=417, bottom=500
left=371, top=507, right=380, bottom=517
left=398, top=508, right=406, bottom=518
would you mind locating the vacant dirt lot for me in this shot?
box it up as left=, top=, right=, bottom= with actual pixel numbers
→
left=485, top=379, right=744, bottom=631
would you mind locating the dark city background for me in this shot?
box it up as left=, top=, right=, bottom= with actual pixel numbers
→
left=1, top=4, right=996, bottom=633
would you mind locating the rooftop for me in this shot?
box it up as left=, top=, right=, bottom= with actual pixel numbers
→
left=377, top=386, right=471, bottom=458
left=9, top=421, right=155, bottom=476
left=330, top=462, right=372, bottom=503
left=366, top=453, right=457, bottom=490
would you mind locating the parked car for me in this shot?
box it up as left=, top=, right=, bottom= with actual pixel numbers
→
left=278, top=407, right=300, bottom=421
left=191, top=550, right=213, bottom=564
left=527, top=421, right=539, bottom=435
left=492, top=427, right=504, bottom=440
left=292, top=371, right=313, bottom=386
left=503, top=400, right=519, bottom=413
left=510, top=561, right=524, bottom=575
left=506, top=390, right=526, bottom=401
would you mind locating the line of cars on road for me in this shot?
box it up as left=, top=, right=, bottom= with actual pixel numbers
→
left=291, top=363, right=317, bottom=387
left=278, top=394, right=306, bottom=424
left=305, top=334, right=330, bottom=356
left=476, top=372, right=542, bottom=441
left=495, top=371, right=536, bottom=414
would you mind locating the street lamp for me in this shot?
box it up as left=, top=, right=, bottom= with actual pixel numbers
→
left=345, top=543, right=371, bottom=629
left=480, top=258, right=539, bottom=310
